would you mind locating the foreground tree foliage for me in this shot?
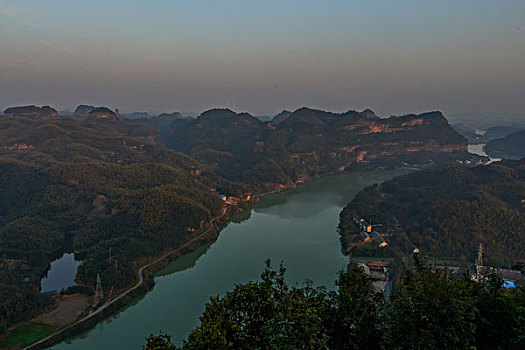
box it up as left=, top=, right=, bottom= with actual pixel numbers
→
left=143, top=332, right=176, bottom=350
left=143, top=259, right=525, bottom=350
left=383, top=258, right=476, bottom=349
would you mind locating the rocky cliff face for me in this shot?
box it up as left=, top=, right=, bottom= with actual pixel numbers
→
left=88, top=107, right=118, bottom=120
left=3, top=105, right=59, bottom=119
left=360, top=109, right=379, bottom=119
left=73, top=105, right=95, bottom=119
left=155, top=107, right=479, bottom=189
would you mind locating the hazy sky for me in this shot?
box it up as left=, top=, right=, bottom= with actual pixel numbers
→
left=1, top=0, right=524, bottom=118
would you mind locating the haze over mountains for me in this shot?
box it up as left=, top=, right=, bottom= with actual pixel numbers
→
left=452, top=123, right=525, bottom=145
left=1, top=102, right=523, bottom=348
left=485, top=130, right=525, bottom=160
left=2, top=104, right=481, bottom=190
left=147, top=107, right=482, bottom=189
left=0, top=105, right=248, bottom=336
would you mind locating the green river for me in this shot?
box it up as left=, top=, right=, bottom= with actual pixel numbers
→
left=52, top=170, right=405, bottom=349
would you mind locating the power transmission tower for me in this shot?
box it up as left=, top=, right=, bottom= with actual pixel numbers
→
left=95, top=272, right=104, bottom=300
left=476, top=242, right=483, bottom=279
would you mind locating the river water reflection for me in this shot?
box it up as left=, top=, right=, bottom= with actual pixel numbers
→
left=53, top=170, right=406, bottom=349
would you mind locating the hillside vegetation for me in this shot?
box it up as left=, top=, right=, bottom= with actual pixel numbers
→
left=143, top=260, right=525, bottom=350
left=141, top=108, right=479, bottom=190
left=485, top=130, right=525, bottom=159
left=339, top=160, right=525, bottom=266
left=0, top=115, right=245, bottom=335
left=0, top=105, right=486, bottom=339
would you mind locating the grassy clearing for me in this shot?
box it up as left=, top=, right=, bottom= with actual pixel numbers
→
left=1, top=323, right=56, bottom=346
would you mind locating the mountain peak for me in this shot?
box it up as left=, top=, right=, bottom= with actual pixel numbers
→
left=74, top=105, right=95, bottom=119
left=3, top=105, right=59, bottom=119
left=88, top=107, right=118, bottom=120
left=272, top=110, right=292, bottom=125
left=360, top=109, right=378, bottom=119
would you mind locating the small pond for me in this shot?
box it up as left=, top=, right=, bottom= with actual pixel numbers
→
left=40, top=253, right=81, bottom=293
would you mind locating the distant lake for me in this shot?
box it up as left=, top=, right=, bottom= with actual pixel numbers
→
left=40, top=253, right=81, bottom=293
left=53, top=170, right=406, bottom=349
left=468, top=143, right=502, bottom=164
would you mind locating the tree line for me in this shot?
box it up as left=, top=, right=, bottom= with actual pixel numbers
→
left=143, top=258, right=525, bottom=350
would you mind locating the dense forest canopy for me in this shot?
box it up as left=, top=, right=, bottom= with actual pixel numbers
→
left=143, top=260, right=525, bottom=350
left=139, top=108, right=481, bottom=190
left=339, top=159, right=525, bottom=266
left=0, top=114, right=246, bottom=335
left=0, top=105, right=492, bottom=341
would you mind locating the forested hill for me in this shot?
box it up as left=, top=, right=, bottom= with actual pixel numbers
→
left=339, top=159, right=525, bottom=266
left=146, top=107, right=481, bottom=190
left=0, top=112, right=246, bottom=334
left=485, top=129, right=525, bottom=159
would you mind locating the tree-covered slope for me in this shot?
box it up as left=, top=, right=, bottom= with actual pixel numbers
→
left=485, top=129, right=525, bottom=159
left=150, top=107, right=479, bottom=190
left=485, top=125, right=525, bottom=140
left=339, top=160, right=525, bottom=265
left=0, top=114, right=246, bottom=335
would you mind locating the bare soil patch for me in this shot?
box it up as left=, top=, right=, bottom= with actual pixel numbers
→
left=32, top=294, right=89, bottom=327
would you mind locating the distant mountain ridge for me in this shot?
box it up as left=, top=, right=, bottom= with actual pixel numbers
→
left=124, top=111, right=151, bottom=119
left=157, top=107, right=480, bottom=190
left=72, top=105, right=119, bottom=120
left=360, top=108, right=379, bottom=119
left=3, top=105, right=59, bottom=119
left=271, top=110, right=292, bottom=125
left=485, top=125, right=525, bottom=140
left=451, top=123, right=525, bottom=145
left=485, top=129, right=525, bottom=159
left=3, top=104, right=484, bottom=192
left=157, top=111, right=184, bottom=119
left=0, top=114, right=245, bottom=336
left=88, top=106, right=118, bottom=120
left=73, top=104, right=95, bottom=119
left=451, top=123, right=489, bottom=144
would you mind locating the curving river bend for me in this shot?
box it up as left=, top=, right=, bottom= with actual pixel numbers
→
left=52, top=170, right=405, bottom=349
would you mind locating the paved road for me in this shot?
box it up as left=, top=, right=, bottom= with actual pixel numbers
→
left=25, top=207, right=228, bottom=349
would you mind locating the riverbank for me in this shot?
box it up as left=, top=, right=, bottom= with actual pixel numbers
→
left=49, top=169, right=407, bottom=349
left=18, top=169, right=409, bottom=349
left=19, top=204, right=241, bottom=350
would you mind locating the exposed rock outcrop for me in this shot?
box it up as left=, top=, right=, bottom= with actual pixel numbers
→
left=74, top=105, right=95, bottom=119
left=3, top=105, right=59, bottom=119
left=160, top=107, right=480, bottom=190
left=88, top=107, right=118, bottom=120
left=360, top=109, right=379, bottom=119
